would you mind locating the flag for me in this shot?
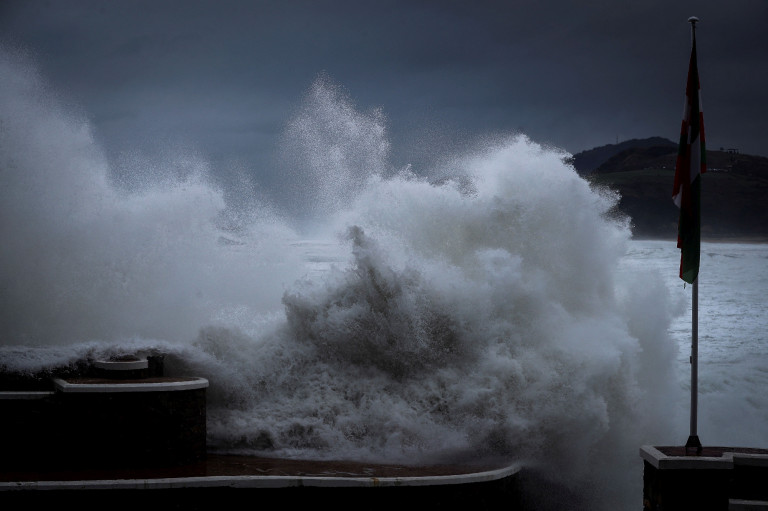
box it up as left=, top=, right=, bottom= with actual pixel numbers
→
left=672, top=30, right=706, bottom=284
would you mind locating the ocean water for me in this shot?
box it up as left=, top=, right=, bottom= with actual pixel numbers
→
left=621, top=239, right=768, bottom=448
left=1, top=45, right=766, bottom=509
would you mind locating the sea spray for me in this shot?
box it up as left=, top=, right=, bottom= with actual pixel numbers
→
left=0, top=49, right=683, bottom=509
left=0, top=46, right=303, bottom=346
left=275, top=122, right=679, bottom=505
left=277, top=72, right=392, bottom=229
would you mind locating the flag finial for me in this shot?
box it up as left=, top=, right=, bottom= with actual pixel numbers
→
left=688, top=17, right=699, bottom=42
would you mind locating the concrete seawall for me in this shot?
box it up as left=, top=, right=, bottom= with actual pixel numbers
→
left=641, top=445, right=768, bottom=510
left=0, top=354, right=523, bottom=510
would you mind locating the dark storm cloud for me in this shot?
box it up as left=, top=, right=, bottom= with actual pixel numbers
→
left=1, top=0, right=766, bottom=187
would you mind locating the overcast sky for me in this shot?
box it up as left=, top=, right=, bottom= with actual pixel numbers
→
left=2, top=0, right=766, bottom=188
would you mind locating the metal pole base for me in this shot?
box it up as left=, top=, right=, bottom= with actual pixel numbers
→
left=685, top=435, right=702, bottom=456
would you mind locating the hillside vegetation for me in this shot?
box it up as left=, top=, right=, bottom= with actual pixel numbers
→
left=571, top=138, right=768, bottom=241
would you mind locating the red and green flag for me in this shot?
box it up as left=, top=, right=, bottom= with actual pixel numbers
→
left=672, top=31, right=706, bottom=284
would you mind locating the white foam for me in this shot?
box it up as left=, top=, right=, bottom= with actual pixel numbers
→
left=0, top=50, right=692, bottom=510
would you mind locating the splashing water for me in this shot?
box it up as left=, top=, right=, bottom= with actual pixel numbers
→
left=0, top=46, right=682, bottom=509
left=277, top=73, right=392, bottom=228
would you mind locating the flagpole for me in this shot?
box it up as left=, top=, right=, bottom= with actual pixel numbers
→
left=687, top=276, right=700, bottom=453
left=685, top=15, right=702, bottom=456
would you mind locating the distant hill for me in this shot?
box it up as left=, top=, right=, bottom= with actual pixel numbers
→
left=570, top=137, right=677, bottom=175
left=573, top=139, right=768, bottom=241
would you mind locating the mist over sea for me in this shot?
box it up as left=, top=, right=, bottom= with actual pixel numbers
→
left=1, top=45, right=766, bottom=509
